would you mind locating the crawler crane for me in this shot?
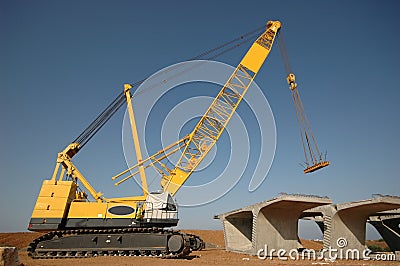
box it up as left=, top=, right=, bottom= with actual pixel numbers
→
left=27, top=20, right=328, bottom=258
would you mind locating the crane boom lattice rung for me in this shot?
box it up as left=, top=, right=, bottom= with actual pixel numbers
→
left=178, top=65, right=256, bottom=171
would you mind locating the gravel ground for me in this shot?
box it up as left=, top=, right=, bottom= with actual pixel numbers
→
left=1, top=231, right=398, bottom=266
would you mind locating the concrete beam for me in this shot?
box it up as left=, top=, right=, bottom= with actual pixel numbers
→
left=326, top=196, right=400, bottom=252
left=302, top=196, right=400, bottom=254
left=216, top=193, right=331, bottom=255
left=369, top=210, right=400, bottom=252
left=218, top=194, right=400, bottom=259
left=222, top=211, right=253, bottom=253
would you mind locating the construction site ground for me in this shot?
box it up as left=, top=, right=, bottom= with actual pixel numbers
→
left=1, top=230, right=397, bottom=265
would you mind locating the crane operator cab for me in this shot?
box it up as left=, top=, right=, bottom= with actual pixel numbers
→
left=143, top=191, right=178, bottom=224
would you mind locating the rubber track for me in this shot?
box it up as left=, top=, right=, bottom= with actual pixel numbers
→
left=28, top=227, right=193, bottom=259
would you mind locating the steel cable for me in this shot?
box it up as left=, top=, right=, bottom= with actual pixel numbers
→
left=72, top=26, right=266, bottom=148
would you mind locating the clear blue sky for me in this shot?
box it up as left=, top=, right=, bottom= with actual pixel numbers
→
left=1, top=1, right=399, bottom=240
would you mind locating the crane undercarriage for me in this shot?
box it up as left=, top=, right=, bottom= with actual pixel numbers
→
left=28, top=228, right=203, bottom=259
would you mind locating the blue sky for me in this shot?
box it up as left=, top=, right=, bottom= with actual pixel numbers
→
left=1, top=1, right=399, bottom=239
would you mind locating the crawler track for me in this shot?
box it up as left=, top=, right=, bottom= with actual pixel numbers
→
left=28, top=228, right=202, bottom=259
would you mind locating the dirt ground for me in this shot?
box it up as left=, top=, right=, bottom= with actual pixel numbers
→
left=1, top=231, right=398, bottom=266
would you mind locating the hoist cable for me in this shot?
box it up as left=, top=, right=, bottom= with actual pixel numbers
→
left=130, top=31, right=262, bottom=99
left=277, top=32, right=326, bottom=169
left=72, top=25, right=265, bottom=148
left=277, top=32, right=293, bottom=75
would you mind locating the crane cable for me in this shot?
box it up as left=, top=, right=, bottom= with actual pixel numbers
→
left=73, top=26, right=265, bottom=148
left=277, top=32, right=328, bottom=172
left=127, top=25, right=265, bottom=99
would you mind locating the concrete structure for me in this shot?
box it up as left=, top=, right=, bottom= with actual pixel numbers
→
left=215, top=193, right=332, bottom=255
left=302, top=196, right=400, bottom=255
left=369, top=209, right=400, bottom=252
left=218, top=194, right=400, bottom=259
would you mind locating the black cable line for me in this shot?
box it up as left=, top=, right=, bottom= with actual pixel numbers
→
left=72, top=26, right=266, bottom=148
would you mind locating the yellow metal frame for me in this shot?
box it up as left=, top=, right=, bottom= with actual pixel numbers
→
left=123, top=84, right=149, bottom=197
left=112, top=135, right=189, bottom=186
left=50, top=143, right=104, bottom=202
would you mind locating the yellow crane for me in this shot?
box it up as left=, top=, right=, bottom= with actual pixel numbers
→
left=27, top=20, right=327, bottom=259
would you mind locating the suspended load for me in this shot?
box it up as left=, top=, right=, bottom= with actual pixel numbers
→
left=278, top=33, right=330, bottom=173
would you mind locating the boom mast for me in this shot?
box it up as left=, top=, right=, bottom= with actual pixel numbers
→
left=123, top=84, right=149, bottom=197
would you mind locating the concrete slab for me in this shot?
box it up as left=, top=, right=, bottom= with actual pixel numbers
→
left=216, top=193, right=332, bottom=255
left=217, top=194, right=400, bottom=259
left=326, top=196, right=400, bottom=252
left=302, top=196, right=400, bottom=254
left=369, top=209, right=400, bottom=252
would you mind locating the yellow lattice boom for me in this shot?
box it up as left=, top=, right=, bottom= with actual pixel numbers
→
left=161, top=21, right=281, bottom=196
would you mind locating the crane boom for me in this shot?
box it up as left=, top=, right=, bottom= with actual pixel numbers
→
left=160, top=21, right=281, bottom=196
left=123, top=84, right=149, bottom=196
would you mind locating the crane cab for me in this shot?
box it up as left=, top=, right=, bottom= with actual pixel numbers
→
left=144, top=191, right=178, bottom=221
